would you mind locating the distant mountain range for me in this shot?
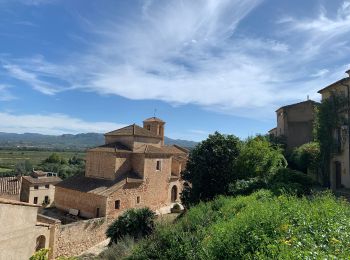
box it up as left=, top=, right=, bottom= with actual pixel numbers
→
left=0, top=132, right=198, bottom=150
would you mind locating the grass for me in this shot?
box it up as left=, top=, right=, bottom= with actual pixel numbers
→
left=0, top=149, right=85, bottom=170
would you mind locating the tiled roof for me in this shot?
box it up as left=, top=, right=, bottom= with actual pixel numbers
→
left=143, top=117, right=165, bottom=123
left=22, top=175, right=62, bottom=185
left=0, top=177, right=21, bottom=195
left=133, top=144, right=188, bottom=155
left=318, top=77, right=350, bottom=94
left=276, top=100, right=319, bottom=112
left=89, top=142, right=132, bottom=153
left=0, top=197, right=40, bottom=207
left=56, top=171, right=143, bottom=196
left=104, top=124, right=161, bottom=138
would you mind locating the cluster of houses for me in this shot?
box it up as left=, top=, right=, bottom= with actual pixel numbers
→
left=1, top=70, right=350, bottom=259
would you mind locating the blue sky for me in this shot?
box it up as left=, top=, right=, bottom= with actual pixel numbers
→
left=0, top=0, right=350, bottom=141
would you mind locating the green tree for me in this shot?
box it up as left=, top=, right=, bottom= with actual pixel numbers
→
left=44, top=153, right=61, bottom=164
left=289, top=142, right=320, bottom=173
left=106, top=208, right=155, bottom=244
left=235, top=136, right=287, bottom=180
left=181, top=132, right=241, bottom=206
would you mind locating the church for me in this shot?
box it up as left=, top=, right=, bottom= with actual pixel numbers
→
left=54, top=117, right=188, bottom=219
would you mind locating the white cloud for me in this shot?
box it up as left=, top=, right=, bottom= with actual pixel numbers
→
left=2, top=0, right=350, bottom=120
left=0, top=112, right=125, bottom=135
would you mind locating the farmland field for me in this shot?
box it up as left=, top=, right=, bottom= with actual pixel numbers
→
left=0, top=149, right=85, bottom=170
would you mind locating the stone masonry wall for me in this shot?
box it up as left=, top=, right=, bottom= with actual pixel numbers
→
left=54, top=217, right=108, bottom=258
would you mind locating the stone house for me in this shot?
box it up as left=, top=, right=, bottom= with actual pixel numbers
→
left=20, top=170, right=62, bottom=207
left=270, top=100, right=319, bottom=151
left=0, top=198, right=52, bottom=260
left=318, top=70, right=350, bottom=190
left=54, top=117, right=188, bottom=219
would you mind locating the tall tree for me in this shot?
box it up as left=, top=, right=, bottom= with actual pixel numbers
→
left=181, top=132, right=241, bottom=206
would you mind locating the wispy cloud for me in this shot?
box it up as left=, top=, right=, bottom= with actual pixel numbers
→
left=0, top=112, right=125, bottom=135
left=2, top=0, right=350, bottom=119
left=0, top=84, right=16, bottom=101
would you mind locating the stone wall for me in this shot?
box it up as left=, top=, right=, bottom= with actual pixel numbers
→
left=54, top=217, right=108, bottom=258
left=54, top=187, right=107, bottom=218
left=86, top=151, right=118, bottom=180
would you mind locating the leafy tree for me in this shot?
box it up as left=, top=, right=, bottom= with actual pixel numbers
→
left=44, top=153, right=61, bottom=164
left=289, top=142, right=320, bottom=173
left=106, top=208, right=155, bottom=245
left=181, top=132, right=241, bottom=206
left=14, top=162, right=26, bottom=175
left=235, top=136, right=287, bottom=180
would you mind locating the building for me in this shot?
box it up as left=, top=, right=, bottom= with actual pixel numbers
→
left=20, top=170, right=62, bottom=207
left=0, top=198, right=52, bottom=260
left=270, top=100, right=319, bottom=151
left=0, top=176, right=21, bottom=200
left=318, top=70, right=350, bottom=190
left=54, top=117, right=188, bottom=219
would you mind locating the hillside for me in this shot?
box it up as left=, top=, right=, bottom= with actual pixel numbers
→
left=0, top=132, right=198, bottom=150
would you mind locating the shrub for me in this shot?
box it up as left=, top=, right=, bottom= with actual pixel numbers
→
left=128, top=191, right=350, bottom=259
left=97, top=236, right=135, bottom=260
left=228, top=177, right=267, bottom=196
left=289, top=142, right=320, bottom=173
left=269, top=168, right=314, bottom=196
left=106, top=208, right=155, bottom=244
left=30, top=249, right=49, bottom=260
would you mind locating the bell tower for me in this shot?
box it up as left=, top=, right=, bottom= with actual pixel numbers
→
left=143, top=117, right=165, bottom=145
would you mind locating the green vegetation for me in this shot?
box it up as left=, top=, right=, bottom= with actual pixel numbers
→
left=181, top=132, right=241, bottom=206
left=314, top=93, right=348, bottom=187
left=289, top=142, right=320, bottom=173
left=106, top=208, right=156, bottom=245
left=128, top=190, right=350, bottom=259
left=0, top=150, right=85, bottom=178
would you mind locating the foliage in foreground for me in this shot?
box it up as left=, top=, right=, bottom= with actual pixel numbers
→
left=128, top=190, right=350, bottom=259
left=106, top=208, right=155, bottom=245
left=289, top=142, right=320, bottom=174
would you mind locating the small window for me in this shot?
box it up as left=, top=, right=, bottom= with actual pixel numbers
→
left=44, top=196, right=49, bottom=203
left=156, top=160, right=161, bottom=171
left=34, top=185, right=39, bottom=190
left=115, top=200, right=120, bottom=209
left=45, top=184, right=49, bottom=189
left=34, top=197, right=38, bottom=204
left=137, top=196, right=140, bottom=204
left=146, top=125, right=151, bottom=131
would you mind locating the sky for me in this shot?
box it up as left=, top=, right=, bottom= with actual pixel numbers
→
left=0, top=0, right=350, bottom=141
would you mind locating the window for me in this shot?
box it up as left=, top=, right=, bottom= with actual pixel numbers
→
left=44, top=196, right=49, bottom=203
left=34, top=197, right=38, bottom=204
left=34, top=185, right=39, bottom=190
left=45, top=184, right=49, bottom=189
left=156, top=160, right=161, bottom=171
left=115, top=200, right=120, bottom=209
left=146, top=125, right=151, bottom=131
left=137, top=196, right=140, bottom=204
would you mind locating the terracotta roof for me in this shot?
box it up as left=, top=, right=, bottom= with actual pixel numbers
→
left=318, top=77, right=350, bottom=94
left=276, top=100, right=319, bottom=112
left=22, top=175, right=62, bottom=185
left=104, top=124, right=161, bottom=138
left=0, top=197, right=40, bottom=208
left=0, top=177, right=21, bottom=195
left=133, top=144, right=188, bottom=155
left=143, top=117, right=165, bottom=123
left=56, top=171, right=143, bottom=196
left=89, top=142, right=132, bottom=153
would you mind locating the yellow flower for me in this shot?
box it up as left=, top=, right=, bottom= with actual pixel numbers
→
left=279, top=224, right=289, bottom=232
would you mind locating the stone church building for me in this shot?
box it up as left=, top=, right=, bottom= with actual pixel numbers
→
left=54, top=117, right=188, bottom=219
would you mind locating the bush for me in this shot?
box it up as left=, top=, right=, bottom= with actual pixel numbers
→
left=269, top=168, right=314, bottom=196
left=106, top=208, right=155, bottom=244
left=228, top=178, right=267, bottom=196
left=289, top=142, right=320, bottom=173
left=128, top=191, right=350, bottom=259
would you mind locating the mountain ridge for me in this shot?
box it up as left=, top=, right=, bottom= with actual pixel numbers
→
left=0, top=132, right=198, bottom=150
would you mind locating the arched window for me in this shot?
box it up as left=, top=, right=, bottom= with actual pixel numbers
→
left=171, top=185, right=178, bottom=202
left=35, top=235, right=46, bottom=251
